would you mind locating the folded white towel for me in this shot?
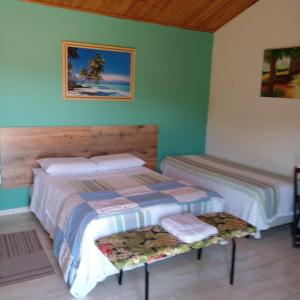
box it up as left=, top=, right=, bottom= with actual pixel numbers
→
left=160, top=213, right=218, bottom=244
left=162, top=213, right=204, bottom=230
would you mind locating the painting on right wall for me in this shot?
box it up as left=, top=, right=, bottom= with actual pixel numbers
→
left=261, top=46, right=300, bottom=99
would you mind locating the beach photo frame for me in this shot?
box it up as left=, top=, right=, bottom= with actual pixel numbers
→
left=63, top=41, right=135, bottom=101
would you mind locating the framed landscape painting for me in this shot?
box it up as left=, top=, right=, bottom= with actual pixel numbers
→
left=261, top=46, right=300, bottom=99
left=63, top=41, right=135, bottom=101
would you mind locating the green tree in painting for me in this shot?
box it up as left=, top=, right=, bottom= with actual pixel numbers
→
left=288, top=48, right=300, bottom=75
left=67, top=47, right=80, bottom=90
left=264, top=49, right=285, bottom=96
left=68, top=47, right=79, bottom=61
left=264, top=48, right=300, bottom=96
left=80, top=68, right=88, bottom=83
left=80, top=54, right=106, bottom=83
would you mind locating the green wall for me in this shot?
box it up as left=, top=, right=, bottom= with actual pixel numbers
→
left=0, top=0, right=213, bottom=210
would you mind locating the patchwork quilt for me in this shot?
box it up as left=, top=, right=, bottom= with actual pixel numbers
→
left=53, top=179, right=220, bottom=284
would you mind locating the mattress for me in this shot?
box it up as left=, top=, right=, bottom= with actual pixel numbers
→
left=161, top=155, right=293, bottom=234
left=30, top=166, right=223, bottom=298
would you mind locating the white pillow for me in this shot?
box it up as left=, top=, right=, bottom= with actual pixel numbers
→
left=90, top=153, right=145, bottom=171
left=37, top=157, right=98, bottom=174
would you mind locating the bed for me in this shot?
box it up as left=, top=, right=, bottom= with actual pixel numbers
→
left=30, top=165, right=224, bottom=298
left=161, top=154, right=293, bottom=235
left=0, top=125, right=224, bottom=298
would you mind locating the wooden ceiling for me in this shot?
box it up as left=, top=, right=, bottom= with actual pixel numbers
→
left=24, top=0, right=259, bottom=32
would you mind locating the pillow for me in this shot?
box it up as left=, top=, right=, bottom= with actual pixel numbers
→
left=90, top=153, right=145, bottom=171
left=37, top=157, right=98, bottom=174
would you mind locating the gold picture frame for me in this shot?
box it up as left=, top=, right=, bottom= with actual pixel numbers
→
left=63, top=41, right=135, bottom=101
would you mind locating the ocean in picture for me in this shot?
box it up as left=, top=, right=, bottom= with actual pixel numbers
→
left=65, top=43, right=134, bottom=99
left=68, top=81, right=131, bottom=97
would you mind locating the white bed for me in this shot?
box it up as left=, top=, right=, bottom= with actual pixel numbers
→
left=30, top=166, right=224, bottom=298
left=161, top=155, right=294, bottom=236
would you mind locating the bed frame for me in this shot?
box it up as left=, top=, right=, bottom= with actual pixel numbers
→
left=0, top=125, right=158, bottom=188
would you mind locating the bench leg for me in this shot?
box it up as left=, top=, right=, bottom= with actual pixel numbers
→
left=197, top=248, right=202, bottom=260
left=118, top=269, right=123, bottom=285
left=230, top=239, right=236, bottom=285
left=145, top=263, right=149, bottom=300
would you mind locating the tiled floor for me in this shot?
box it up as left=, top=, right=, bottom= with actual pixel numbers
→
left=0, top=212, right=300, bottom=300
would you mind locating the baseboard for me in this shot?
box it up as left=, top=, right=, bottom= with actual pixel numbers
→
left=0, top=207, right=30, bottom=216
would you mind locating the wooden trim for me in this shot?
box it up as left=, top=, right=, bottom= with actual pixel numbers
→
left=0, top=125, right=158, bottom=188
left=62, top=41, right=135, bottom=101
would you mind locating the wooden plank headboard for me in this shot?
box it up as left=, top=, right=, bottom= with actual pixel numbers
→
left=0, top=125, right=158, bottom=188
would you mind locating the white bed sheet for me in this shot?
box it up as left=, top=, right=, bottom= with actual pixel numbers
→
left=161, top=161, right=293, bottom=236
left=30, top=167, right=223, bottom=298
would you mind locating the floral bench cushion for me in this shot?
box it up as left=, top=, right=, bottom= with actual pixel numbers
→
left=95, top=226, right=191, bottom=269
left=189, top=212, right=256, bottom=250
left=95, top=212, right=256, bottom=270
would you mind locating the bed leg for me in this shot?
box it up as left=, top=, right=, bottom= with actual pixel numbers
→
left=230, top=239, right=236, bottom=285
left=197, top=248, right=202, bottom=260
left=118, top=269, right=123, bottom=285
left=145, top=263, right=149, bottom=300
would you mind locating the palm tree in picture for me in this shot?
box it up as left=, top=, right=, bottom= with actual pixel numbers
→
left=80, top=68, right=88, bottom=85
left=68, top=47, right=79, bottom=60
left=81, top=54, right=106, bottom=85
left=67, top=47, right=80, bottom=90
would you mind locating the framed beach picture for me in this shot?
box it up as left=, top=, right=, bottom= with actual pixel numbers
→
left=261, top=46, right=300, bottom=99
left=63, top=41, right=135, bottom=101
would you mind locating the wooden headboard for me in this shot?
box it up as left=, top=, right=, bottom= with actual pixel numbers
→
left=0, top=125, right=158, bottom=188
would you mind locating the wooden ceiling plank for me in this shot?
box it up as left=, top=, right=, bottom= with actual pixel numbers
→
left=167, top=0, right=213, bottom=26
left=142, top=0, right=175, bottom=20
left=186, top=0, right=233, bottom=28
left=124, top=0, right=170, bottom=20
left=198, top=0, right=258, bottom=31
left=93, top=0, right=136, bottom=15
left=23, top=0, right=259, bottom=32
left=153, top=0, right=188, bottom=23
left=176, top=0, right=213, bottom=27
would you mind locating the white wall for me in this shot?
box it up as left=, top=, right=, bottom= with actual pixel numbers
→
left=207, top=0, right=300, bottom=176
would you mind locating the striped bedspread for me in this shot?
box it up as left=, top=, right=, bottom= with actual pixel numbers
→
left=67, top=172, right=170, bottom=192
left=54, top=174, right=220, bottom=285
left=161, top=155, right=293, bottom=223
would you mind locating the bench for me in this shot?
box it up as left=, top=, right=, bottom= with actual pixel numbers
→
left=95, top=212, right=256, bottom=300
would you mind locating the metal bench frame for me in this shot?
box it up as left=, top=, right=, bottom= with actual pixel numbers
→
left=117, top=238, right=238, bottom=300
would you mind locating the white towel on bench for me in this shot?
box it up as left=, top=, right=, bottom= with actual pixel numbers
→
left=160, top=213, right=218, bottom=243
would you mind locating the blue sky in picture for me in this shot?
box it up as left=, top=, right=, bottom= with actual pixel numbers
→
left=70, top=47, right=132, bottom=84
